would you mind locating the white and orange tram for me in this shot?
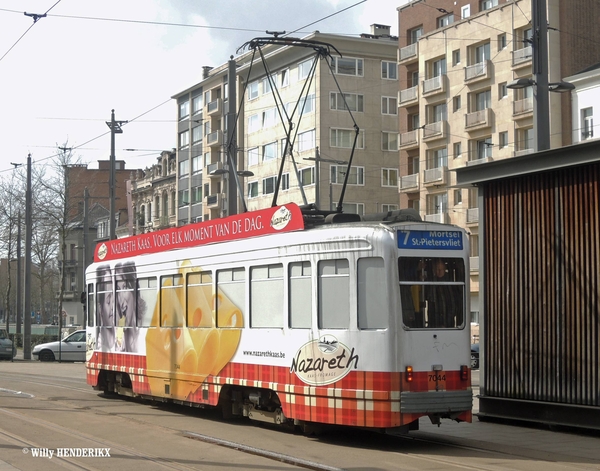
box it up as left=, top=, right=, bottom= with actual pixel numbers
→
left=85, top=203, right=472, bottom=433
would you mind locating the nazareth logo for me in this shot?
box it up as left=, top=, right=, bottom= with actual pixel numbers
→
left=97, top=243, right=108, bottom=260
left=290, top=335, right=359, bottom=386
left=270, top=205, right=292, bottom=231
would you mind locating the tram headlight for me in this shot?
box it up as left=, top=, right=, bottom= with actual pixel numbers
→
left=405, top=365, right=413, bottom=382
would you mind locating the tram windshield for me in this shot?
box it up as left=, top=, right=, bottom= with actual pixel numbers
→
left=398, top=257, right=465, bottom=329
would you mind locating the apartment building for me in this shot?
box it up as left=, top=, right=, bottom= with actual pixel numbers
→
left=173, top=27, right=400, bottom=222
left=397, top=0, right=600, bottom=320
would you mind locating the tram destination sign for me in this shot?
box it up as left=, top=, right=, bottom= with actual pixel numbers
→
left=397, top=229, right=463, bottom=250
left=94, top=204, right=305, bottom=262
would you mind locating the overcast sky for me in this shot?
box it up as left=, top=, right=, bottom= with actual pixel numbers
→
left=0, top=0, right=402, bottom=175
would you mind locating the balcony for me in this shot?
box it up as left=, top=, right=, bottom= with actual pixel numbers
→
left=466, top=207, right=479, bottom=224
left=399, top=173, right=419, bottom=192
left=422, top=75, right=446, bottom=97
left=207, top=161, right=224, bottom=177
left=207, top=98, right=222, bottom=116
left=470, top=256, right=480, bottom=272
left=512, top=46, right=532, bottom=68
left=399, top=130, right=419, bottom=149
left=422, top=121, right=447, bottom=142
left=207, top=130, right=223, bottom=147
left=514, top=148, right=534, bottom=157
left=465, top=108, right=493, bottom=131
left=513, top=97, right=533, bottom=118
left=423, top=166, right=447, bottom=186
left=399, top=86, right=418, bottom=107
left=466, top=155, right=493, bottom=166
left=464, top=60, right=491, bottom=83
left=398, top=42, right=418, bottom=64
left=425, top=212, right=448, bottom=224
left=205, top=193, right=223, bottom=209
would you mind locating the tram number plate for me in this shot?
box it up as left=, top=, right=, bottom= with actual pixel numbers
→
left=428, top=372, right=447, bottom=390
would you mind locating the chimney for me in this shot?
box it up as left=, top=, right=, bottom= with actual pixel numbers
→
left=371, top=24, right=391, bottom=37
left=202, top=66, right=214, bottom=79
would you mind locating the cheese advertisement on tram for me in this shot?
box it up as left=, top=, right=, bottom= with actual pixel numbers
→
left=85, top=203, right=472, bottom=433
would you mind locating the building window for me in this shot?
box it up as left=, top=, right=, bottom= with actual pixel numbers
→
left=341, top=202, right=364, bottom=215
left=330, top=128, right=365, bottom=149
left=582, top=107, right=594, bottom=140
left=452, top=49, right=461, bottom=66
left=262, top=107, right=277, bottom=128
left=453, top=142, right=462, bottom=159
left=331, top=165, right=364, bottom=185
left=281, top=173, right=290, bottom=191
left=178, top=159, right=189, bottom=177
left=454, top=189, right=462, bottom=205
left=475, top=137, right=493, bottom=159
left=499, top=82, right=508, bottom=99
left=431, top=102, right=447, bottom=122
left=330, top=56, right=364, bottom=76
left=179, top=100, right=189, bottom=120
left=381, top=61, right=397, bottom=80
left=381, top=132, right=398, bottom=151
left=191, top=186, right=202, bottom=204
left=247, top=181, right=258, bottom=198
left=517, top=128, right=534, bottom=151
left=179, top=130, right=189, bottom=149
left=438, top=14, right=454, bottom=28
left=382, top=204, right=398, bottom=212
left=248, top=81, right=259, bottom=100
left=453, top=95, right=461, bottom=112
left=262, top=142, right=277, bottom=162
left=192, top=95, right=203, bottom=115
left=382, top=96, right=398, bottom=115
left=248, top=147, right=259, bottom=166
left=498, top=33, right=507, bottom=50
left=299, top=167, right=314, bottom=186
left=192, top=126, right=202, bottom=144
left=461, top=5, right=471, bottom=18
left=191, top=155, right=202, bottom=174
left=330, top=92, right=364, bottom=112
left=480, top=0, right=498, bottom=11
left=262, top=176, right=277, bottom=195
left=499, top=131, right=509, bottom=148
left=261, top=75, right=274, bottom=95
left=409, top=26, right=423, bottom=44
left=297, top=129, right=315, bottom=152
left=178, top=189, right=189, bottom=206
left=248, top=114, right=260, bottom=133
left=381, top=168, right=398, bottom=187
left=299, top=93, right=315, bottom=116
left=429, top=147, right=448, bottom=168
left=473, top=89, right=491, bottom=111
left=298, top=58, right=314, bottom=80
left=279, top=68, right=289, bottom=87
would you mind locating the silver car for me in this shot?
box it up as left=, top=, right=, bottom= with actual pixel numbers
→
left=0, top=329, right=16, bottom=360
left=32, top=330, right=86, bottom=362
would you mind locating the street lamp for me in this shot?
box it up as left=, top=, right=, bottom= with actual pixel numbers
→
left=507, top=78, right=574, bottom=152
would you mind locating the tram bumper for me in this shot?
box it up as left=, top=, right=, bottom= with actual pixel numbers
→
left=400, top=390, right=473, bottom=419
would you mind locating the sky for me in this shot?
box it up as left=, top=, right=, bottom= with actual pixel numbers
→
left=0, top=0, right=403, bottom=175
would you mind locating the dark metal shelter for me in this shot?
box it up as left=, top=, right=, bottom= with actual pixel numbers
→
left=456, top=140, right=600, bottom=430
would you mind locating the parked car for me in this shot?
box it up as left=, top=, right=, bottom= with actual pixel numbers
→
left=0, top=329, right=16, bottom=360
left=471, top=343, right=480, bottom=369
left=32, top=330, right=86, bottom=362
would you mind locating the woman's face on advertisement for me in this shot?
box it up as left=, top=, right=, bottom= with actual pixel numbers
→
left=116, top=275, right=135, bottom=321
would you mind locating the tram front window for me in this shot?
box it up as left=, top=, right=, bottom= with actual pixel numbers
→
left=399, top=257, right=465, bottom=329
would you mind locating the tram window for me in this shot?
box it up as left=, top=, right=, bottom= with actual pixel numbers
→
left=318, top=259, right=350, bottom=329
left=398, top=257, right=465, bottom=329
left=358, top=257, right=388, bottom=329
left=138, top=277, right=157, bottom=327
left=160, top=274, right=184, bottom=327
left=87, top=284, right=95, bottom=327
left=216, top=268, right=245, bottom=328
left=250, top=264, right=284, bottom=328
left=96, top=265, right=114, bottom=327
left=289, top=261, right=312, bottom=329
left=115, top=262, right=138, bottom=327
left=187, top=271, right=213, bottom=328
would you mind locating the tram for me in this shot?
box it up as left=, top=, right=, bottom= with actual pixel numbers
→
left=85, top=203, right=472, bottom=433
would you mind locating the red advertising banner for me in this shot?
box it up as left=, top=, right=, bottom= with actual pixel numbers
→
left=94, top=203, right=305, bottom=262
